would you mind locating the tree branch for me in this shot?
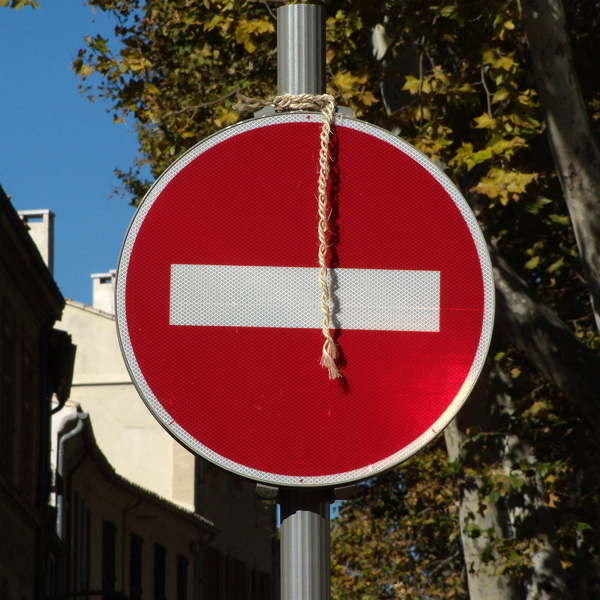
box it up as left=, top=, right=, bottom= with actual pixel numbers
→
left=490, top=244, right=600, bottom=429
left=165, top=88, right=241, bottom=117
left=481, top=65, right=493, bottom=118
left=261, top=0, right=276, bottom=20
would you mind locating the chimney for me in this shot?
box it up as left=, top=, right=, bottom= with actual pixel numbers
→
left=18, top=209, right=55, bottom=275
left=91, top=270, right=116, bottom=314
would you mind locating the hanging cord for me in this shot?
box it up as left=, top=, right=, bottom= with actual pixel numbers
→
left=235, top=93, right=341, bottom=379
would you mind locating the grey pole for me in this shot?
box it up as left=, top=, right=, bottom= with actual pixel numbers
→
left=280, top=489, right=331, bottom=600
left=277, top=4, right=326, bottom=96
left=276, top=6, right=331, bottom=599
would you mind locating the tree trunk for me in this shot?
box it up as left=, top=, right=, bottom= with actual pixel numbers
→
left=519, top=0, right=600, bottom=333
left=490, top=245, right=600, bottom=427
left=499, top=375, right=567, bottom=599
left=444, top=351, right=518, bottom=599
left=445, top=414, right=517, bottom=600
left=445, top=351, right=568, bottom=600
left=371, top=9, right=600, bottom=592
left=444, top=246, right=600, bottom=599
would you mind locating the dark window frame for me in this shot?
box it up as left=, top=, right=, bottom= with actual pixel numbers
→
left=153, top=544, right=167, bottom=600
left=102, top=521, right=117, bottom=600
left=130, top=533, right=143, bottom=600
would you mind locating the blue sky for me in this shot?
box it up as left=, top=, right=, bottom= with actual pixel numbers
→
left=1, top=2, right=144, bottom=306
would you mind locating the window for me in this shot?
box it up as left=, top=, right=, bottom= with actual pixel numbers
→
left=1, top=304, right=16, bottom=479
left=227, top=559, right=245, bottom=600
left=130, top=534, right=143, bottom=600
left=203, top=547, right=220, bottom=600
left=234, top=559, right=245, bottom=600
left=252, top=570, right=271, bottom=600
left=259, top=572, right=270, bottom=600
left=176, top=555, right=188, bottom=600
left=69, top=495, right=90, bottom=595
left=102, top=521, right=117, bottom=600
left=20, top=336, right=35, bottom=499
left=153, top=544, right=167, bottom=600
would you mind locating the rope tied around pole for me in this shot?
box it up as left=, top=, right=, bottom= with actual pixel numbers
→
left=235, top=93, right=342, bottom=379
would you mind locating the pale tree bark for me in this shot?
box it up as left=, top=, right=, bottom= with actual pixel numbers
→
left=519, top=0, right=600, bottom=333
left=445, top=350, right=568, bottom=600
left=445, top=409, right=517, bottom=600
left=368, top=17, right=420, bottom=133
left=490, top=248, right=600, bottom=595
left=444, top=247, right=600, bottom=599
left=497, top=374, right=567, bottom=600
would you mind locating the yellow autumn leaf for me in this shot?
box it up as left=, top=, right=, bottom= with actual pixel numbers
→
left=493, top=55, right=517, bottom=71
left=402, top=75, right=421, bottom=95
left=333, top=71, right=367, bottom=91
left=492, top=87, right=509, bottom=103
left=474, top=113, right=497, bottom=128
left=359, top=91, right=377, bottom=106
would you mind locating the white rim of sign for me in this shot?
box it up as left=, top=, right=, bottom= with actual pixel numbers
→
left=115, top=112, right=495, bottom=487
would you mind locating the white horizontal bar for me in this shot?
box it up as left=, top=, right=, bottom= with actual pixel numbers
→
left=170, top=265, right=440, bottom=332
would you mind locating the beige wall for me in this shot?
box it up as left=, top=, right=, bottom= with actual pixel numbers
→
left=59, top=301, right=196, bottom=510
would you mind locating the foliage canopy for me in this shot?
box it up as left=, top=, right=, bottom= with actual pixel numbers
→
left=76, top=0, right=600, bottom=597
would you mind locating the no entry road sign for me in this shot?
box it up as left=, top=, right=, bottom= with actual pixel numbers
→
left=116, top=112, right=494, bottom=487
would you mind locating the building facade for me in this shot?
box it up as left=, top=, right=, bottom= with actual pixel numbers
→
left=0, top=189, right=75, bottom=600
left=1, top=186, right=275, bottom=600
left=56, top=402, right=223, bottom=600
left=59, top=274, right=275, bottom=598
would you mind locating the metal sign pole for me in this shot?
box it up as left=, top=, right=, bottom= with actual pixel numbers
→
left=280, top=488, right=331, bottom=600
left=277, top=3, right=326, bottom=96
left=277, top=6, right=330, bottom=600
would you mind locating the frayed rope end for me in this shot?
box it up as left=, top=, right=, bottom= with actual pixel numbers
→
left=320, top=346, right=342, bottom=380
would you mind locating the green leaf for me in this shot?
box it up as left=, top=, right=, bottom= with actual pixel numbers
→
left=549, top=214, right=570, bottom=226
left=525, top=256, right=541, bottom=269
left=492, top=87, right=510, bottom=103
left=547, top=257, right=564, bottom=273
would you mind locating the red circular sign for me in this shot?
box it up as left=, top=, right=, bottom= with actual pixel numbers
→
left=116, top=113, right=494, bottom=486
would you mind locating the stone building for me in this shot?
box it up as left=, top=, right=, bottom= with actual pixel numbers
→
left=0, top=188, right=75, bottom=600
left=54, top=400, right=223, bottom=600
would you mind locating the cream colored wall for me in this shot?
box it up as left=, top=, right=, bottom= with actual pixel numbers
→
left=59, top=301, right=196, bottom=510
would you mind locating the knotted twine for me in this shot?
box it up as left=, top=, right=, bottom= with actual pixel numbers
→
left=235, top=93, right=341, bottom=379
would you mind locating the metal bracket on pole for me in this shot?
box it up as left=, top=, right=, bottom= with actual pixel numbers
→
left=256, top=483, right=280, bottom=500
